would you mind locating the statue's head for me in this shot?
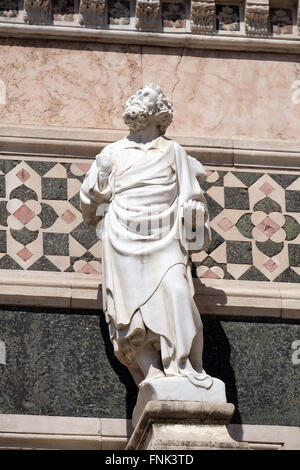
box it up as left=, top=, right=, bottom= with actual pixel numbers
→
left=123, top=84, right=173, bottom=135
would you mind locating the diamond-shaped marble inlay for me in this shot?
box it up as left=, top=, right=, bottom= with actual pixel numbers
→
left=259, top=182, right=275, bottom=196
left=17, top=247, right=33, bottom=261
left=16, top=169, right=31, bottom=183
left=13, top=204, right=35, bottom=225
left=61, top=209, right=76, bottom=224
left=199, top=269, right=221, bottom=279
left=263, top=258, right=278, bottom=273
left=75, top=163, right=91, bottom=173
left=218, top=217, right=234, bottom=232
left=78, top=262, right=99, bottom=274
left=257, top=216, right=280, bottom=238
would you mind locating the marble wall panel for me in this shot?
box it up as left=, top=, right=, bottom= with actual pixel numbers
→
left=0, top=157, right=300, bottom=283
left=0, top=39, right=300, bottom=140
left=0, top=306, right=299, bottom=426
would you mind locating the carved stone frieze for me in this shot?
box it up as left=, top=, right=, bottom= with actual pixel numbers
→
left=161, top=1, right=186, bottom=28
left=108, top=0, right=130, bottom=25
left=79, top=0, right=106, bottom=26
left=190, top=0, right=216, bottom=34
left=245, top=0, right=270, bottom=36
left=135, top=0, right=160, bottom=30
left=217, top=4, right=240, bottom=32
left=270, top=8, right=293, bottom=35
left=0, top=0, right=18, bottom=17
left=24, top=0, right=51, bottom=24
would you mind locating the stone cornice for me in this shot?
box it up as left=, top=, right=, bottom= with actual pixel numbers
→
left=0, top=270, right=299, bottom=319
left=0, top=124, right=300, bottom=170
left=1, top=22, right=300, bottom=54
left=0, top=413, right=298, bottom=449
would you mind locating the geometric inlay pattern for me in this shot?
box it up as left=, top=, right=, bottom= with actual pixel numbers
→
left=0, top=159, right=101, bottom=274
left=0, top=159, right=300, bottom=282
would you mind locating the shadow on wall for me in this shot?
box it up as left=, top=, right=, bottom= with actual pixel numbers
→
left=196, top=282, right=243, bottom=440
left=98, top=282, right=242, bottom=441
left=198, top=282, right=241, bottom=430
left=98, top=313, right=138, bottom=421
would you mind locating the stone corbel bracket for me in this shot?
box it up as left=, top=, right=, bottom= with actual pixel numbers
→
left=135, top=0, right=161, bottom=30
left=245, top=0, right=270, bottom=36
left=190, top=0, right=216, bottom=34
left=79, top=0, right=106, bottom=27
left=24, top=0, right=52, bottom=24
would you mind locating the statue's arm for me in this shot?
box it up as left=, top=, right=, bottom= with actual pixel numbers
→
left=182, top=154, right=211, bottom=252
left=80, top=146, right=113, bottom=227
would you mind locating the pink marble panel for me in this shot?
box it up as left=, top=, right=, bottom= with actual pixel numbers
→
left=0, top=39, right=142, bottom=130
left=0, top=39, right=300, bottom=140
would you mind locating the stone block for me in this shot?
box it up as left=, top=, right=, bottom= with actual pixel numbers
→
left=127, top=400, right=249, bottom=450
left=132, top=376, right=227, bottom=428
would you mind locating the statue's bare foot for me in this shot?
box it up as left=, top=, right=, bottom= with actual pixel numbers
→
left=140, top=365, right=165, bottom=387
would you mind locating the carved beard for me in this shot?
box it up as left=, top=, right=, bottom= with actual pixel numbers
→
left=123, top=101, right=152, bottom=131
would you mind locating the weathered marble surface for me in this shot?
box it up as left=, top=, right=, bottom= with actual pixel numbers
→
left=0, top=38, right=300, bottom=140
left=0, top=306, right=138, bottom=418
left=0, top=307, right=299, bottom=426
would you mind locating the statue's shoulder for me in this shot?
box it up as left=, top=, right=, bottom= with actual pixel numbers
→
left=97, top=139, right=125, bottom=162
left=101, top=139, right=123, bottom=153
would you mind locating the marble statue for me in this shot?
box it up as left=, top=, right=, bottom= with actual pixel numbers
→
left=80, top=84, right=217, bottom=399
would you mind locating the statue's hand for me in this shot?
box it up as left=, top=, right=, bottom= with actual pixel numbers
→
left=182, top=200, right=205, bottom=231
left=97, top=173, right=109, bottom=192
left=96, top=152, right=113, bottom=176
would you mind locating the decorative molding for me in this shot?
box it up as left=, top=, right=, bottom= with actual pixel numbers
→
left=0, top=270, right=299, bottom=319
left=0, top=0, right=299, bottom=44
left=190, top=0, right=216, bottom=34
left=1, top=124, right=300, bottom=170
left=0, top=414, right=298, bottom=449
left=245, top=0, right=270, bottom=36
left=79, top=0, right=106, bottom=27
left=2, top=23, right=300, bottom=53
left=24, top=0, right=52, bottom=25
left=135, top=0, right=160, bottom=30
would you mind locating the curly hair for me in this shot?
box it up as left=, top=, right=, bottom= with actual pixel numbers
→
left=124, top=84, right=173, bottom=135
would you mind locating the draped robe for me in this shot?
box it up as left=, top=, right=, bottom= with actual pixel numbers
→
left=80, top=136, right=212, bottom=387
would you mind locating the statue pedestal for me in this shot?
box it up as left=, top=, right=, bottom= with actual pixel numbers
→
left=127, top=400, right=249, bottom=450
left=127, top=377, right=249, bottom=450
left=132, top=376, right=227, bottom=428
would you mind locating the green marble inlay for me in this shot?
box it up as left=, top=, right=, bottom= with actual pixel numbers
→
left=10, top=227, right=38, bottom=246
left=256, top=239, right=284, bottom=257
left=234, top=172, right=262, bottom=188
left=283, top=215, right=300, bottom=241
left=235, top=213, right=254, bottom=239
left=40, top=203, right=59, bottom=230
left=1, top=308, right=299, bottom=426
left=253, top=197, right=282, bottom=214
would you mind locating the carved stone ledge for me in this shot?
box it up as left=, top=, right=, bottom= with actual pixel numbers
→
left=135, top=0, right=160, bottom=30
left=190, top=0, right=216, bottom=34
left=127, top=401, right=249, bottom=450
left=245, top=0, right=270, bottom=36
left=24, top=0, right=52, bottom=25
left=79, top=0, right=106, bottom=27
